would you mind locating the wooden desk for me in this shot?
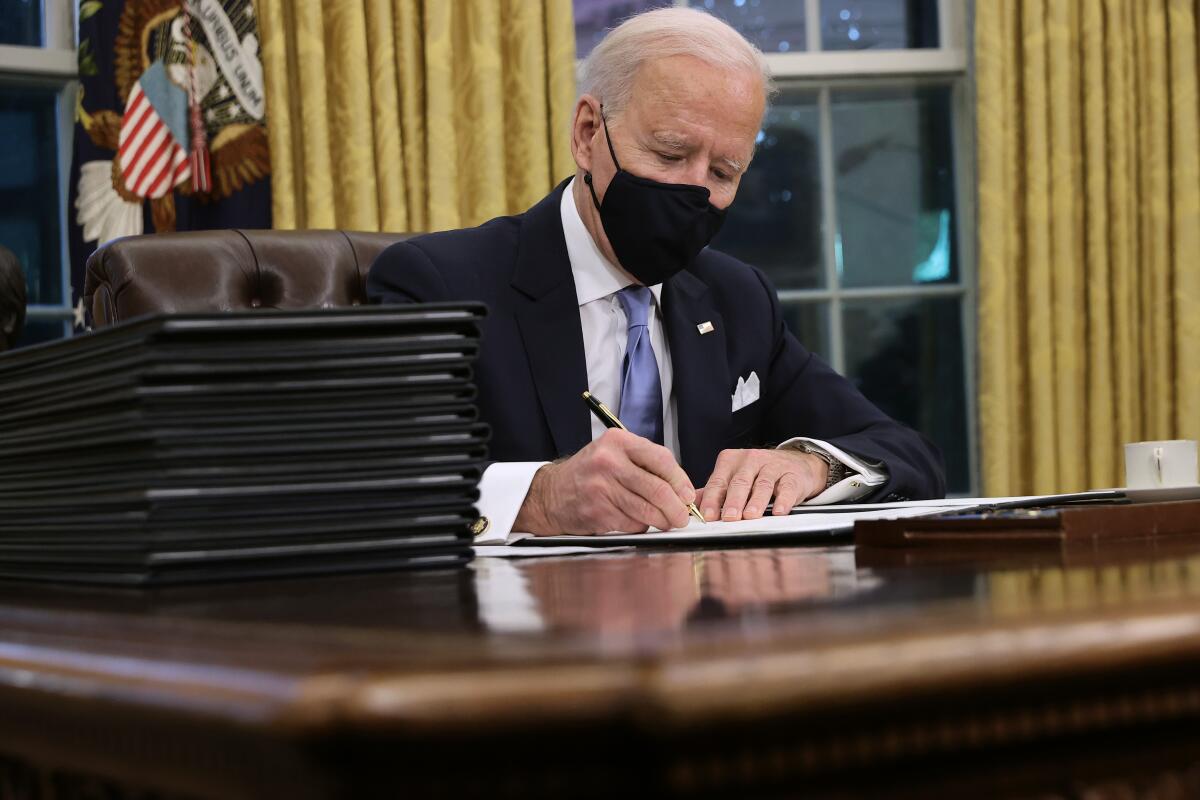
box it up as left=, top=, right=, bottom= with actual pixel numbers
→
left=4, top=540, right=1200, bottom=798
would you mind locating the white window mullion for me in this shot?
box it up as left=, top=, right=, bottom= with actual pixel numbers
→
left=950, top=73, right=980, bottom=495
left=779, top=285, right=967, bottom=303
left=43, top=0, right=77, bottom=51
left=939, top=0, right=968, bottom=52
left=0, top=45, right=76, bottom=77
left=804, top=0, right=821, bottom=52
left=58, top=79, right=77, bottom=318
left=816, top=85, right=844, bottom=374
left=765, top=50, right=966, bottom=79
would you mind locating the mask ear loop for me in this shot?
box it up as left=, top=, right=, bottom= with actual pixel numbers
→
left=584, top=104, right=622, bottom=210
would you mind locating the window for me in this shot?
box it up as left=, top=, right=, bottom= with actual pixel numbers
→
left=0, top=0, right=76, bottom=348
left=575, top=0, right=976, bottom=494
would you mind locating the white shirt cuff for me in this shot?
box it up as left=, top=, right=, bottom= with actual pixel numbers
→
left=775, top=437, right=887, bottom=505
left=474, top=462, right=548, bottom=544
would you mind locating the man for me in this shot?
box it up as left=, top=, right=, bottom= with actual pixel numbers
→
left=0, top=246, right=26, bottom=352
left=368, top=8, right=945, bottom=537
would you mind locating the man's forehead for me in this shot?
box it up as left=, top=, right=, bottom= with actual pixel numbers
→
left=625, top=59, right=762, bottom=126
left=630, top=54, right=762, bottom=102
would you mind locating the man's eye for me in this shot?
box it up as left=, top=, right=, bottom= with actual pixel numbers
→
left=712, top=169, right=733, bottom=182
left=657, top=152, right=683, bottom=163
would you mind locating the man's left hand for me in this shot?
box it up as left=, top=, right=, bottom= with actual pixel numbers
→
left=698, top=449, right=828, bottom=521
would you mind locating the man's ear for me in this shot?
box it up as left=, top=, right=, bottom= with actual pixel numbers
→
left=570, top=95, right=603, bottom=174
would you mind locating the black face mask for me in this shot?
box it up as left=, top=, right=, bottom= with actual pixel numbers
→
left=584, top=110, right=727, bottom=285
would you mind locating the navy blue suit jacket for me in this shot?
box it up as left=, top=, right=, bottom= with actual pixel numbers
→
left=367, top=182, right=946, bottom=501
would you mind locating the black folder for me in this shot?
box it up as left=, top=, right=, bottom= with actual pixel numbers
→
left=0, top=305, right=489, bottom=585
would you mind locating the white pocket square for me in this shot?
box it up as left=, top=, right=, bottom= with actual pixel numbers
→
left=731, top=371, right=760, bottom=412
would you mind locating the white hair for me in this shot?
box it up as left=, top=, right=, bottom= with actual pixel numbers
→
left=579, top=7, right=774, bottom=120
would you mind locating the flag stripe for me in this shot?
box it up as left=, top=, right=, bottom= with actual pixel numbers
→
left=123, top=123, right=167, bottom=182
left=118, top=102, right=154, bottom=162
left=117, top=91, right=150, bottom=154
left=119, top=118, right=157, bottom=172
left=117, top=88, right=145, bottom=136
left=147, top=148, right=188, bottom=197
left=142, top=149, right=175, bottom=198
left=124, top=125, right=169, bottom=190
left=132, top=135, right=174, bottom=196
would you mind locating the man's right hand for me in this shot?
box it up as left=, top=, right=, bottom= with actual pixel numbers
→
left=513, top=428, right=697, bottom=535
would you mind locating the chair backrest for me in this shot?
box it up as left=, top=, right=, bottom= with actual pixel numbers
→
left=83, top=229, right=411, bottom=328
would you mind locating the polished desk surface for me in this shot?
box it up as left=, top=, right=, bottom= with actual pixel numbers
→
left=5, top=539, right=1200, bottom=798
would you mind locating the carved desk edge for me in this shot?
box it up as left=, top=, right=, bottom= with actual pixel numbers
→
left=2, top=599, right=1200, bottom=796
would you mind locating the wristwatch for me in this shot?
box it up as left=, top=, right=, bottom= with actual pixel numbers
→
left=796, top=443, right=849, bottom=489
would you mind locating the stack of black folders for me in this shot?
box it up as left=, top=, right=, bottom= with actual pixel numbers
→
left=0, top=304, right=489, bottom=586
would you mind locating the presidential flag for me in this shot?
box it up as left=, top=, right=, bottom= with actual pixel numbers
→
left=69, top=0, right=271, bottom=329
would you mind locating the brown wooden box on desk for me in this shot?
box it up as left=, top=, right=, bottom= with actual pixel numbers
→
left=855, top=500, right=1200, bottom=568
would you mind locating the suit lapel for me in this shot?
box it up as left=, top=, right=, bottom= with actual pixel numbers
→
left=663, top=270, right=730, bottom=485
left=512, top=182, right=592, bottom=457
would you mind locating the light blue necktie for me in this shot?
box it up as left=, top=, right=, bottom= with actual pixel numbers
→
left=616, top=285, right=664, bottom=445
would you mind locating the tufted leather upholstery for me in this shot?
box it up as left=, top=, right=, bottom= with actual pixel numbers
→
left=83, top=229, right=411, bottom=327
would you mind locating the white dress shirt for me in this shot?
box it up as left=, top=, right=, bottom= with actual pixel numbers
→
left=474, top=179, right=883, bottom=542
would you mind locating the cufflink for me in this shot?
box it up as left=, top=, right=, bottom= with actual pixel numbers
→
left=470, top=517, right=490, bottom=535
left=697, top=321, right=715, bottom=335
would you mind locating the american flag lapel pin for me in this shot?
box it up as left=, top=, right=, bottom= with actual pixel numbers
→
left=697, top=321, right=715, bottom=335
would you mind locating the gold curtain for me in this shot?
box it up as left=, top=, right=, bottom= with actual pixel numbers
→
left=256, top=0, right=577, bottom=233
left=976, top=0, right=1200, bottom=496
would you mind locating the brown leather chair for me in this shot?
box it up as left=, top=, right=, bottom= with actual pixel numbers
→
left=83, top=229, right=411, bottom=328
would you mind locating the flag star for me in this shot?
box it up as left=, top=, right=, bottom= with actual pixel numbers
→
left=72, top=298, right=86, bottom=329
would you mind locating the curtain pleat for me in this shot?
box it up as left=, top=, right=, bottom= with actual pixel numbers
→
left=977, top=0, right=1200, bottom=495
left=1080, top=0, right=1115, bottom=488
left=1169, top=0, right=1200, bottom=445
left=258, top=0, right=575, bottom=233
left=1047, top=0, right=1085, bottom=492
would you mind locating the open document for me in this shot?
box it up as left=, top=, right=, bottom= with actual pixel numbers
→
left=475, top=492, right=1130, bottom=548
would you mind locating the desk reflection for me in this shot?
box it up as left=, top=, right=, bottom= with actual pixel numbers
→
left=472, top=547, right=870, bottom=635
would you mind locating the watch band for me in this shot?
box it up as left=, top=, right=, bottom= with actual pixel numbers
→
left=797, top=443, right=849, bottom=489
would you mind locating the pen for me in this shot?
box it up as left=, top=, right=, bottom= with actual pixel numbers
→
left=581, top=390, right=706, bottom=525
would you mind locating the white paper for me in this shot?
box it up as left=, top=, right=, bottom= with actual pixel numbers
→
left=485, top=492, right=1126, bottom=548
left=514, top=505, right=964, bottom=547
left=473, top=544, right=632, bottom=557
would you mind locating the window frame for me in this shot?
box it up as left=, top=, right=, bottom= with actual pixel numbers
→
left=773, top=1, right=977, bottom=495
left=578, top=0, right=978, bottom=493
left=0, top=0, right=78, bottom=339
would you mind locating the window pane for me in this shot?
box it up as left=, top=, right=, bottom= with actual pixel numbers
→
left=574, top=0, right=672, bottom=57
left=574, top=0, right=808, bottom=57
left=0, top=83, right=63, bottom=307
left=712, top=89, right=823, bottom=290
left=842, top=296, right=968, bottom=494
left=820, top=0, right=938, bottom=51
left=688, top=0, right=807, bottom=53
left=831, top=83, right=957, bottom=289
left=781, top=301, right=830, bottom=364
left=0, top=0, right=42, bottom=47
left=11, top=318, right=68, bottom=350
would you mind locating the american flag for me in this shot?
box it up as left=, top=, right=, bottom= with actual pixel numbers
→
left=118, top=61, right=192, bottom=199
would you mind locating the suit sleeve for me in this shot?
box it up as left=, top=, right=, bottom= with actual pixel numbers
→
left=751, top=267, right=947, bottom=502
left=366, top=239, right=540, bottom=538
left=366, top=240, right=454, bottom=305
